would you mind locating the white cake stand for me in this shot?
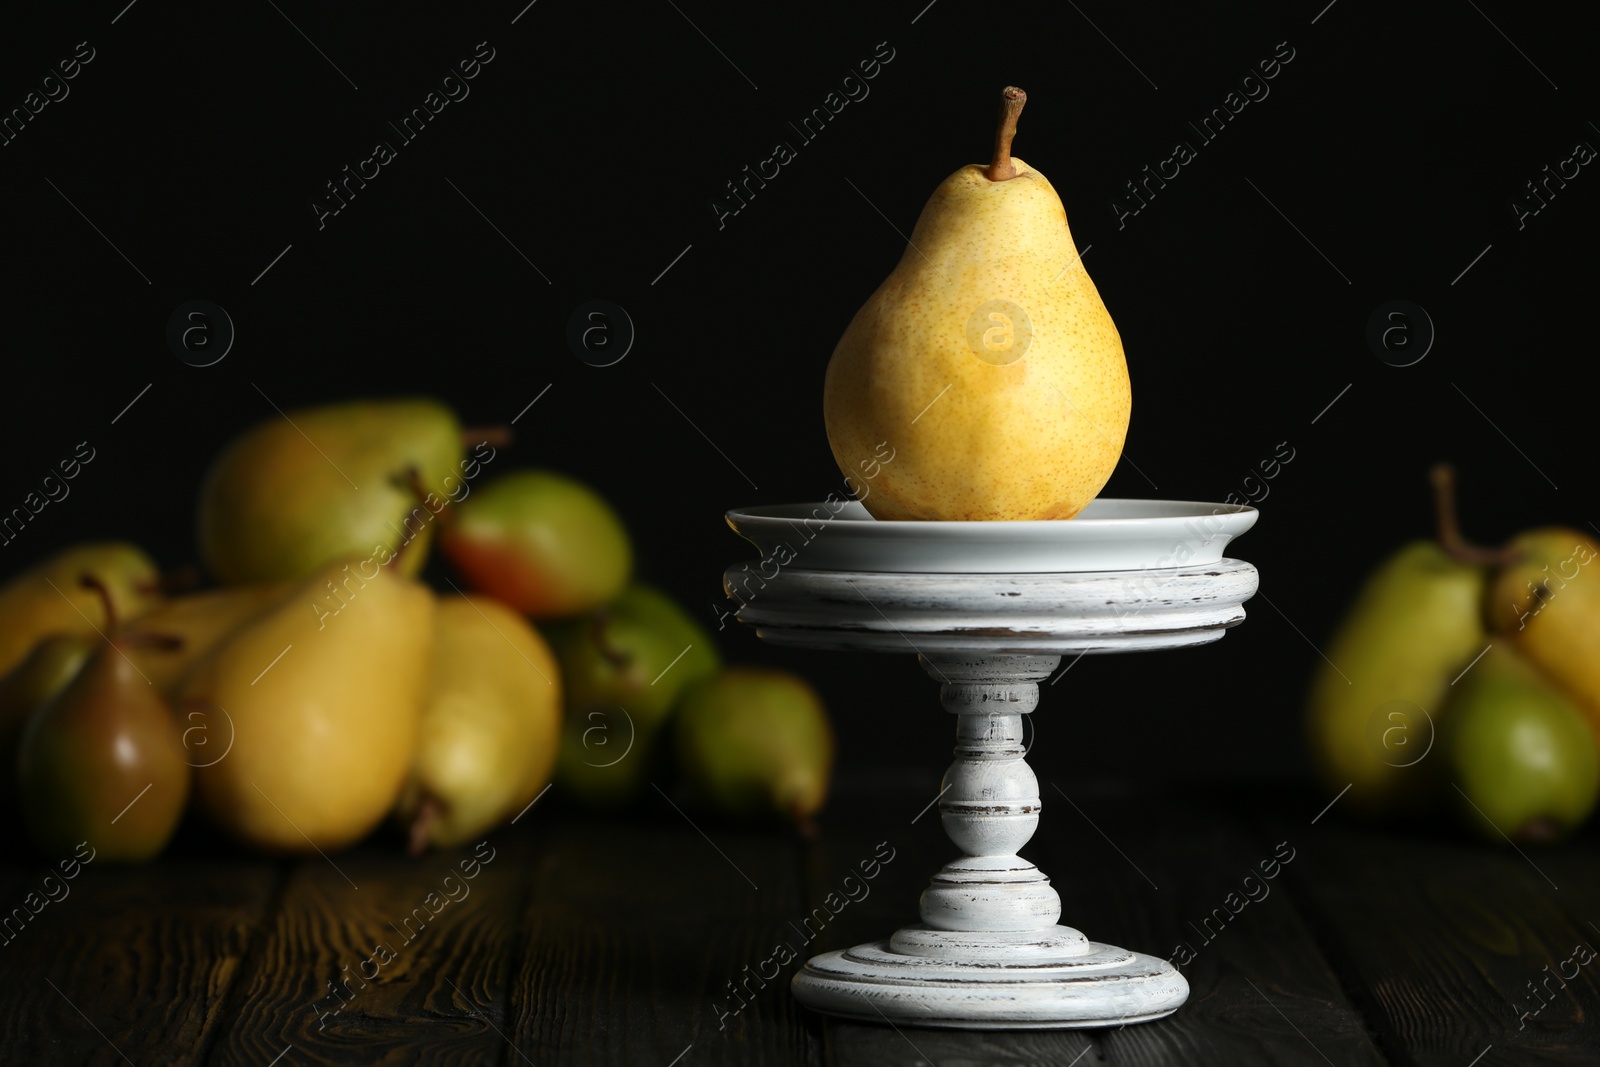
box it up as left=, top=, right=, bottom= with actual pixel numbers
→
left=722, top=498, right=1259, bottom=1030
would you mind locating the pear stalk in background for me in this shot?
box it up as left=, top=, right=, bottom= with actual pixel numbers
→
left=197, top=398, right=466, bottom=585
left=1305, top=467, right=1490, bottom=815
left=0, top=543, right=162, bottom=675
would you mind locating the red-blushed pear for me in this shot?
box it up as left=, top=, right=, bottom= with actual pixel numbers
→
left=196, top=398, right=465, bottom=585
left=0, top=542, right=163, bottom=675
left=823, top=87, right=1130, bottom=520
left=15, top=582, right=189, bottom=863
left=441, top=470, right=631, bottom=619
left=673, top=667, right=834, bottom=835
left=179, top=559, right=434, bottom=853
left=396, top=594, right=562, bottom=852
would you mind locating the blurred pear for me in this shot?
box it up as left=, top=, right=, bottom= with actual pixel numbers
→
left=398, top=595, right=562, bottom=851
left=1444, top=644, right=1599, bottom=842
left=549, top=584, right=718, bottom=807
left=17, top=633, right=190, bottom=862
left=0, top=543, right=161, bottom=675
left=181, top=559, right=433, bottom=852
left=1485, top=528, right=1600, bottom=748
left=197, top=398, right=464, bottom=584
left=674, top=667, right=834, bottom=832
left=441, top=470, right=631, bottom=619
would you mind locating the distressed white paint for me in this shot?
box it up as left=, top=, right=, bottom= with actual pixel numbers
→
left=727, top=520, right=1258, bottom=1028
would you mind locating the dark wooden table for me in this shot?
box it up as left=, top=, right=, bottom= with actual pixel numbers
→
left=2, top=773, right=1596, bottom=1066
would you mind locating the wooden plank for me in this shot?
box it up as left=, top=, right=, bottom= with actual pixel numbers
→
left=1037, top=784, right=1387, bottom=1067
left=1277, top=816, right=1600, bottom=1067
left=507, top=805, right=816, bottom=1067
left=808, top=774, right=1386, bottom=1066
left=0, top=848, right=281, bottom=1067
left=206, top=830, right=532, bottom=1066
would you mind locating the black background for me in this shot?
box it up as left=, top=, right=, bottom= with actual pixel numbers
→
left=1, top=0, right=1594, bottom=788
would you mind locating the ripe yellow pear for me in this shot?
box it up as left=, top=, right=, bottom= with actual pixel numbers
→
left=120, top=583, right=288, bottom=699
left=1484, top=528, right=1600, bottom=749
left=824, top=87, right=1130, bottom=521
left=179, top=560, right=433, bottom=853
left=397, top=595, right=562, bottom=851
left=0, top=543, right=163, bottom=675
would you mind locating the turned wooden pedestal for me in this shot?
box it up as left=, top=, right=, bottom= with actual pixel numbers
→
left=724, top=500, right=1259, bottom=1029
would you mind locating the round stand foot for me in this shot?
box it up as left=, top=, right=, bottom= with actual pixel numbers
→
left=791, top=930, right=1188, bottom=1029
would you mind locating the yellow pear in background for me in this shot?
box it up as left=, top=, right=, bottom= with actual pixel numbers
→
left=824, top=87, right=1130, bottom=521
left=121, top=583, right=288, bottom=699
left=0, top=543, right=163, bottom=675
left=397, top=594, right=562, bottom=851
left=180, top=560, right=433, bottom=852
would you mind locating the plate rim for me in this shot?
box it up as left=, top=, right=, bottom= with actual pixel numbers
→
left=725, top=498, right=1260, bottom=536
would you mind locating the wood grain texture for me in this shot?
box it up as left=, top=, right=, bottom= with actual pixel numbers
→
left=1275, top=816, right=1600, bottom=1067
left=1025, top=782, right=1388, bottom=1067
left=0, top=852, right=281, bottom=1067
left=205, top=830, right=533, bottom=1066
left=505, top=807, right=816, bottom=1067
left=1, top=783, right=1592, bottom=1065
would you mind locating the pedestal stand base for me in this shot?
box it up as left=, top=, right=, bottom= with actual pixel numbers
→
left=792, top=927, right=1187, bottom=1029
left=720, top=527, right=1260, bottom=1032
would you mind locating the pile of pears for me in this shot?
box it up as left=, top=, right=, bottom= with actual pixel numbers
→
left=0, top=398, right=834, bottom=864
left=1307, top=465, right=1600, bottom=842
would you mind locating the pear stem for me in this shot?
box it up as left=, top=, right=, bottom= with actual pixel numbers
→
left=79, top=574, right=119, bottom=632
left=589, top=612, right=632, bottom=670
left=985, top=86, right=1027, bottom=182
left=1430, top=464, right=1519, bottom=566
left=115, top=631, right=185, bottom=653
left=383, top=467, right=436, bottom=572
left=463, top=426, right=513, bottom=449
left=408, top=794, right=442, bottom=857
left=142, top=565, right=201, bottom=599
left=792, top=802, right=819, bottom=841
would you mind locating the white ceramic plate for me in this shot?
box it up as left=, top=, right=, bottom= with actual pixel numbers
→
left=725, top=499, right=1258, bottom=574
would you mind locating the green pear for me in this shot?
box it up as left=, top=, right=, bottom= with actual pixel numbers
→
left=17, top=635, right=191, bottom=862
left=180, top=559, right=434, bottom=853
left=0, top=542, right=162, bottom=675
left=1305, top=540, right=1486, bottom=815
left=673, top=667, right=834, bottom=832
left=1305, top=468, right=1505, bottom=816
left=441, top=469, right=631, bottom=619
left=397, top=595, right=563, bottom=851
left=197, top=398, right=466, bottom=585
left=1444, top=644, right=1599, bottom=842
left=549, top=584, right=719, bottom=806
left=823, top=87, right=1129, bottom=520
left=0, top=634, right=94, bottom=808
